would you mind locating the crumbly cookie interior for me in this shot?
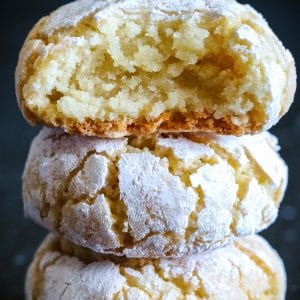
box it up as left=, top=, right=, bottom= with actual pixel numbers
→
left=23, top=9, right=271, bottom=127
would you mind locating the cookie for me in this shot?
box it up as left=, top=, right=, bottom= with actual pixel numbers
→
left=23, top=128, right=287, bottom=257
left=16, top=0, right=296, bottom=137
left=25, top=234, right=286, bottom=300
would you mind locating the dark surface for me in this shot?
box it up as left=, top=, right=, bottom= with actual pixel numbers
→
left=0, top=0, right=299, bottom=299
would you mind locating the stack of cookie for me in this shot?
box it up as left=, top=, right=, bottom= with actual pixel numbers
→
left=16, top=0, right=296, bottom=299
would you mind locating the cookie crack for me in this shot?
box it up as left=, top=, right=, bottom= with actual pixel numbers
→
left=235, top=243, right=279, bottom=298
left=60, top=151, right=133, bottom=250
left=200, top=142, right=263, bottom=236
left=36, top=254, right=64, bottom=300
left=119, top=266, right=153, bottom=298
left=227, top=258, right=252, bottom=299
left=50, top=150, right=99, bottom=232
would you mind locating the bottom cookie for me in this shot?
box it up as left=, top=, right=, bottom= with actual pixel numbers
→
left=26, top=234, right=285, bottom=300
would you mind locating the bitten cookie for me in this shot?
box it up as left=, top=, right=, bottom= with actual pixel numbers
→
left=25, top=234, right=286, bottom=300
left=23, top=128, right=287, bottom=258
left=16, top=0, right=296, bottom=137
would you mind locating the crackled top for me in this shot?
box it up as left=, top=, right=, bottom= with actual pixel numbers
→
left=23, top=128, right=288, bottom=257
left=26, top=234, right=286, bottom=300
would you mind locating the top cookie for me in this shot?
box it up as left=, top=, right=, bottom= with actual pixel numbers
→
left=16, top=0, right=296, bottom=138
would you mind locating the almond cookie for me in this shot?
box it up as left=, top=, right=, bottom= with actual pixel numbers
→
left=25, top=234, right=286, bottom=300
left=16, top=0, right=296, bottom=137
left=23, top=128, right=287, bottom=258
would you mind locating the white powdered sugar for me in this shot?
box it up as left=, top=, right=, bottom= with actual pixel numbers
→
left=43, top=256, right=125, bottom=299
left=190, top=162, right=238, bottom=242
left=67, top=154, right=109, bottom=199
left=26, top=234, right=286, bottom=299
left=118, top=152, right=198, bottom=240
left=22, top=128, right=287, bottom=257
left=60, top=194, right=120, bottom=251
left=157, top=136, right=215, bottom=162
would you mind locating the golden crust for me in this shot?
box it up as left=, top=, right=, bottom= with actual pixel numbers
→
left=27, top=111, right=254, bottom=138
left=70, top=112, right=253, bottom=138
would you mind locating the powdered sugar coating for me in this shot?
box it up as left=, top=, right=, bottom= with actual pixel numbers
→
left=23, top=128, right=287, bottom=257
left=60, top=195, right=120, bottom=250
left=25, top=234, right=286, bottom=300
left=67, top=154, right=108, bottom=199
left=197, top=132, right=288, bottom=188
left=190, top=162, right=237, bottom=242
left=157, top=137, right=214, bottom=162
left=36, top=252, right=125, bottom=299
left=40, top=0, right=208, bottom=34
left=41, top=0, right=115, bottom=34
left=241, top=133, right=287, bottom=187
left=119, top=152, right=197, bottom=240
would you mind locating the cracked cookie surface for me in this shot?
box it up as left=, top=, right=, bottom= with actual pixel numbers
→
left=16, top=0, right=296, bottom=137
left=25, top=234, right=286, bottom=300
left=23, top=128, right=287, bottom=257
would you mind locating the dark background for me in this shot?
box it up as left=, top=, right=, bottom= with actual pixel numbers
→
left=0, top=0, right=299, bottom=299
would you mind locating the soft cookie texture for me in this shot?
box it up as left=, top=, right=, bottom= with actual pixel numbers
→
left=16, top=0, right=296, bottom=137
left=26, top=234, right=286, bottom=300
left=23, top=128, right=287, bottom=257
